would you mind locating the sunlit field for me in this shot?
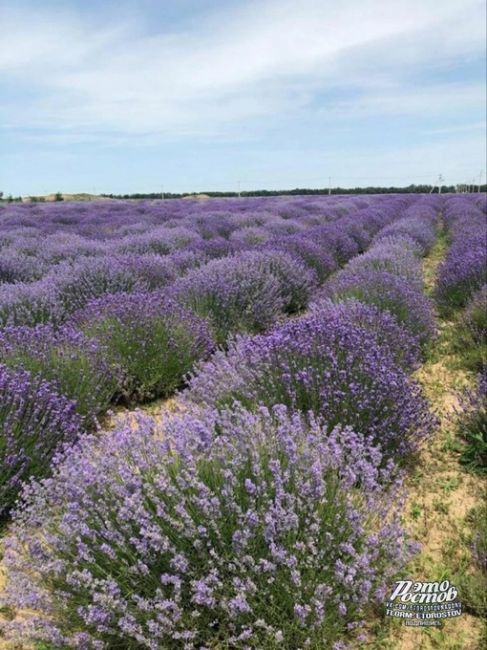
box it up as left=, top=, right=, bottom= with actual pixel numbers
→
left=0, top=193, right=485, bottom=649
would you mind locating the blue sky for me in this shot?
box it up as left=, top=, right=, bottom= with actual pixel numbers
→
left=1, top=0, right=485, bottom=195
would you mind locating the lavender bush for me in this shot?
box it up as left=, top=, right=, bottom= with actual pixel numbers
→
left=263, top=236, right=337, bottom=283
left=322, top=268, right=435, bottom=345
left=436, top=242, right=486, bottom=312
left=343, top=242, right=423, bottom=288
left=73, top=292, right=214, bottom=402
left=455, top=371, right=487, bottom=474
left=0, top=279, right=63, bottom=328
left=173, top=250, right=315, bottom=344
left=309, top=298, right=421, bottom=371
left=374, top=212, right=437, bottom=254
left=116, top=254, right=178, bottom=289
left=437, top=201, right=486, bottom=311
left=117, top=226, right=201, bottom=256
left=0, top=251, right=45, bottom=284
left=186, top=312, right=434, bottom=459
left=0, top=364, right=82, bottom=516
left=52, top=257, right=148, bottom=318
left=455, top=286, right=487, bottom=370
left=0, top=325, right=119, bottom=426
left=1, top=405, right=411, bottom=648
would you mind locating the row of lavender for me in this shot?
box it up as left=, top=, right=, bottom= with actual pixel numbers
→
left=437, top=194, right=486, bottom=474
left=0, top=195, right=391, bottom=288
left=0, top=195, right=448, bottom=648
left=0, top=194, right=415, bottom=517
left=0, top=195, right=406, bottom=329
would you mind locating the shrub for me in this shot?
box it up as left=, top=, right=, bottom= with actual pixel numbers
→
left=0, top=364, right=82, bottom=517
left=117, top=254, right=177, bottom=289
left=73, top=292, right=214, bottom=402
left=186, top=312, right=435, bottom=459
left=0, top=325, right=118, bottom=426
left=0, top=279, right=63, bottom=328
left=1, top=405, right=411, bottom=649
left=264, top=236, right=337, bottom=283
left=51, top=257, right=148, bottom=319
left=343, top=242, right=423, bottom=288
left=373, top=234, right=423, bottom=257
left=173, top=251, right=315, bottom=344
left=374, top=214, right=437, bottom=254
left=309, top=298, right=421, bottom=371
left=229, top=225, right=269, bottom=246
left=323, top=268, right=435, bottom=345
left=455, top=371, right=487, bottom=474
left=117, top=226, right=201, bottom=256
left=308, top=224, right=359, bottom=265
left=436, top=241, right=487, bottom=312
left=0, top=250, right=45, bottom=283
left=455, top=286, right=487, bottom=370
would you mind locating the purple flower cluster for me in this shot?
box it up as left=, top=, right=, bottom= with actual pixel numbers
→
left=0, top=364, right=83, bottom=516
left=51, top=257, right=150, bottom=318
left=72, top=291, right=214, bottom=402
left=436, top=198, right=487, bottom=311
left=0, top=250, right=45, bottom=283
left=263, top=235, right=338, bottom=282
left=455, top=285, right=487, bottom=370
left=455, top=369, right=487, bottom=474
left=173, top=250, right=316, bottom=343
left=342, top=240, right=423, bottom=288
left=322, top=268, right=435, bottom=344
left=0, top=278, right=64, bottom=328
left=117, top=225, right=201, bottom=255
left=1, top=405, right=411, bottom=648
left=0, top=324, right=119, bottom=426
left=309, top=298, right=421, bottom=371
left=186, top=311, right=434, bottom=459
left=374, top=198, right=439, bottom=254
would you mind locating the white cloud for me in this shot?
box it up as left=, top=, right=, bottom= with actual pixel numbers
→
left=1, top=0, right=485, bottom=137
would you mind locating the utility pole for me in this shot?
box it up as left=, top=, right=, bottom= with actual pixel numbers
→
left=437, top=174, right=444, bottom=194
left=328, top=176, right=331, bottom=196
left=478, top=171, right=483, bottom=192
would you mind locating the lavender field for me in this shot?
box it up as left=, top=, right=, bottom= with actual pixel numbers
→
left=0, top=193, right=485, bottom=649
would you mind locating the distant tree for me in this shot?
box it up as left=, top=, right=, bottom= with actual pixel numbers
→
left=54, top=192, right=64, bottom=201
left=0, top=192, right=4, bottom=201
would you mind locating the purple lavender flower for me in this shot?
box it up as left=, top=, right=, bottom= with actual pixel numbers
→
left=0, top=364, right=83, bottom=516
left=173, top=250, right=316, bottom=344
left=72, top=291, right=214, bottom=402
left=0, top=324, right=119, bottom=426
left=309, top=298, right=421, bottom=370
left=455, top=370, right=487, bottom=474
left=321, top=268, right=435, bottom=345
left=1, top=405, right=411, bottom=648
left=186, top=311, right=435, bottom=459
